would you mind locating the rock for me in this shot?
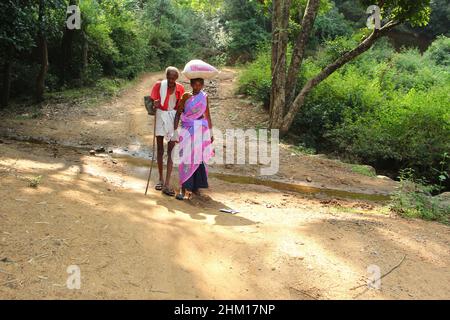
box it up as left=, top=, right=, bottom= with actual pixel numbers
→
left=435, top=192, right=450, bottom=210
left=306, top=176, right=312, bottom=183
left=95, top=146, right=106, bottom=153
left=89, top=150, right=96, bottom=156
left=377, top=175, right=393, bottom=181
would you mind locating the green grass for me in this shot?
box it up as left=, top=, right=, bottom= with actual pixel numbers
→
left=290, top=143, right=316, bottom=155
left=27, top=175, right=43, bottom=188
left=329, top=204, right=390, bottom=216
left=390, top=169, right=449, bottom=224
left=350, top=164, right=377, bottom=177
left=46, top=77, right=130, bottom=108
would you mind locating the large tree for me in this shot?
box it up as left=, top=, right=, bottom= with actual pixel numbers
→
left=269, top=0, right=432, bottom=135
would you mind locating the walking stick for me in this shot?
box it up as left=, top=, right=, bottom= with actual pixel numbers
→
left=144, top=97, right=157, bottom=195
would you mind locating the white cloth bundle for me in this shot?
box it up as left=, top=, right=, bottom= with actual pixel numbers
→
left=182, top=59, right=219, bottom=80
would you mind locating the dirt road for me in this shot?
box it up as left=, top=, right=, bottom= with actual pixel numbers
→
left=0, top=70, right=449, bottom=299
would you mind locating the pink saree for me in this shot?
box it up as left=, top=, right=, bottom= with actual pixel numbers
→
left=178, top=90, right=214, bottom=186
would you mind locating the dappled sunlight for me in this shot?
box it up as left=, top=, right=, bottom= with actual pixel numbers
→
left=300, top=216, right=450, bottom=299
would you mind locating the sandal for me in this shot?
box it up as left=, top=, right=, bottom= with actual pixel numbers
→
left=162, top=187, right=175, bottom=197
left=176, top=193, right=184, bottom=201
left=175, top=190, right=193, bottom=201
left=155, top=181, right=163, bottom=191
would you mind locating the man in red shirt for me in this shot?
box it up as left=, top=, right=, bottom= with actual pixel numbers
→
left=150, top=67, right=185, bottom=196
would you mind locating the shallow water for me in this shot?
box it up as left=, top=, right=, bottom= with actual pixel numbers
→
left=110, top=151, right=391, bottom=202
left=2, top=134, right=391, bottom=202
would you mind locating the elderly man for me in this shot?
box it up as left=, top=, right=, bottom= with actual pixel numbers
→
left=150, top=67, right=185, bottom=196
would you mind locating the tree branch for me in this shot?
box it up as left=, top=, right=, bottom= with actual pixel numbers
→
left=281, top=20, right=401, bottom=133
left=285, top=0, right=320, bottom=106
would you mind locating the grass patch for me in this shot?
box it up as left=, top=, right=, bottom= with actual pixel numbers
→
left=290, top=143, right=316, bottom=155
left=26, top=175, right=43, bottom=188
left=329, top=204, right=390, bottom=216
left=390, top=169, right=449, bottom=224
left=46, top=77, right=130, bottom=107
left=350, top=164, right=377, bottom=177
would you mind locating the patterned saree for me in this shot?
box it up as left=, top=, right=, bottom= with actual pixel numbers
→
left=178, top=90, right=214, bottom=191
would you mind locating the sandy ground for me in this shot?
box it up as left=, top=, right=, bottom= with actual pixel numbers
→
left=0, top=70, right=449, bottom=299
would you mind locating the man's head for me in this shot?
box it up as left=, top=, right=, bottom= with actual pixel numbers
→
left=165, top=66, right=179, bottom=87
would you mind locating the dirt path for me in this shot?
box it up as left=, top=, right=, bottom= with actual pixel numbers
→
left=0, top=70, right=449, bottom=299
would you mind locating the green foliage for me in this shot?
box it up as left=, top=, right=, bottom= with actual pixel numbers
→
left=425, top=35, right=450, bottom=66
left=312, top=5, right=354, bottom=44
left=350, top=164, right=376, bottom=177
left=238, top=35, right=449, bottom=189
left=221, top=0, right=270, bottom=63
left=360, top=0, right=432, bottom=27
left=237, top=45, right=272, bottom=107
left=0, top=0, right=36, bottom=52
left=390, top=168, right=449, bottom=224
left=290, top=143, right=317, bottom=155
left=143, top=0, right=225, bottom=68
left=27, top=175, right=43, bottom=188
left=329, top=42, right=450, bottom=185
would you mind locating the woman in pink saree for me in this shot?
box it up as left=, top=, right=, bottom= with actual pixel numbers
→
left=174, top=78, right=214, bottom=200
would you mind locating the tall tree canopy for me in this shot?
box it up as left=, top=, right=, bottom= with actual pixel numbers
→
left=269, top=0, right=432, bottom=134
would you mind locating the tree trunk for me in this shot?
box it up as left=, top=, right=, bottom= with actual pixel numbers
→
left=35, top=0, right=47, bottom=102
left=280, top=21, right=400, bottom=135
left=81, top=33, right=89, bottom=84
left=285, top=0, right=320, bottom=106
left=60, top=28, right=74, bottom=86
left=269, top=0, right=291, bottom=129
left=35, top=34, right=48, bottom=102
left=1, top=45, right=14, bottom=108
left=60, top=0, right=77, bottom=86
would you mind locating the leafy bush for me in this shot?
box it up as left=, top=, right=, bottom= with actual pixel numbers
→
left=331, top=72, right=449, bottom=186
left=238, top=36, right=450, bottom=189
left=221, top=0, right=270, bottom=63
left=390, top=169, right=449, bottom=224
left=424, top=35, right=450, bottom=66
left=237, top=46, right=273, bottom=108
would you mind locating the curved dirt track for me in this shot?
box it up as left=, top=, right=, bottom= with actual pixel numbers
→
left=0, top=70, right=449, bottom=299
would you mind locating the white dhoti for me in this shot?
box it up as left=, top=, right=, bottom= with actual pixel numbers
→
left=155, top=109, right=178, bottom=141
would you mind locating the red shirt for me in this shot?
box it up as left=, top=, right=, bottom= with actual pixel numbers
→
left=150, top=81, right=185, bottom=111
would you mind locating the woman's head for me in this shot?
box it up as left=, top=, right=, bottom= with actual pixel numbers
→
left=190, top=78, right=204, bottom=93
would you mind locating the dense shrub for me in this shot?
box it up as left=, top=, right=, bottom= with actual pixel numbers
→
left=237, top=46, right=273, bottom=108
left=238, top=36, right=450, bottom=187
left=391, top=168, right=449, bottom=224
